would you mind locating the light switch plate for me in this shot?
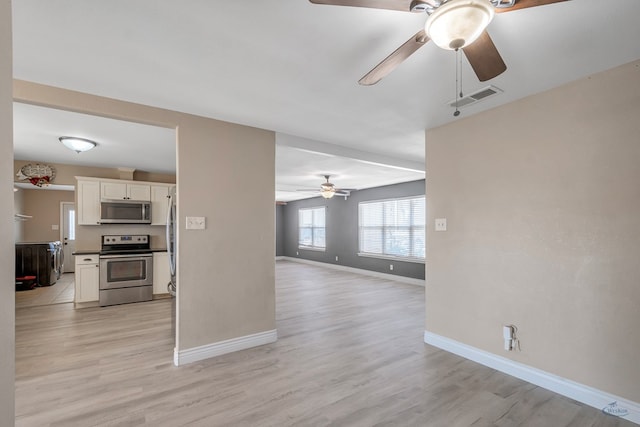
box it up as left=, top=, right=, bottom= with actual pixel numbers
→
left=435, top=218, right=447, bottom=231
left=186, top=216, right=206, bottom=230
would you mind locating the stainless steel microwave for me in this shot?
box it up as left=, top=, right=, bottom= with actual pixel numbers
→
left=100, top=200, right=151, bottom=224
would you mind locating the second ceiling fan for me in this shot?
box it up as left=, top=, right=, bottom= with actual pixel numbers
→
left=298, top=175, right=355, bottom=199
left=309, top=0, right=569, bottom=85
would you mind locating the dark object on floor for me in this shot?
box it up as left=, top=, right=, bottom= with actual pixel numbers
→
left=15, top=241, right=63, bottom=286
left=16, top=275, right=37, bottom=291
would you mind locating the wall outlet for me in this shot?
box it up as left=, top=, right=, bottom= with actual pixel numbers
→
left=335, top=256, right=339, bottom=262
left=186, top=216, right=206, bottom=230
left=503, top=325, right=519, bottom=351
left=296, top=251, right=299, bottom=256
left=51, top=224, right=59, bottom=230
left=435, top=218, right=447, bottom=231
left=389, top=264, right=394, bottom=271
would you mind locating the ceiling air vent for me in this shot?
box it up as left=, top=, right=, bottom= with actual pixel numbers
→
left=448, top=85, right=503, bottom=109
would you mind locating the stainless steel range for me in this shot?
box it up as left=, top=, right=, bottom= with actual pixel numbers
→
left=99, top=234, right=153, bottom=307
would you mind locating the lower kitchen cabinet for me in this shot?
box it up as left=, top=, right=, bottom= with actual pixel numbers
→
left=153, top=252, right=171, bottom=295
left=75, top=255, right=99, bottom=303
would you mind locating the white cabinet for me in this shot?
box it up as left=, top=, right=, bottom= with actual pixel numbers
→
left=153, top=252, right=171, bottom=294
left=151, top=185, right=173, bottom=226
left=77, top=180, right=101, bottom=225
left=75, top=254, right=100, bottom=303
left=101, top=182, right=127, bottom=200
left=101, top=182, right=151, bottom=201
left=76, top=177, right=172, bottom=225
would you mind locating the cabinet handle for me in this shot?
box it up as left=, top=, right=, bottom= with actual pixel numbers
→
left=83, top=258, right=93, bottom=261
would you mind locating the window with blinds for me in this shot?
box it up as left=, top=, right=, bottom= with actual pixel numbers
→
left=298, top=207, right=326, bottom=250
left=358, top=196, right=425, bottom=261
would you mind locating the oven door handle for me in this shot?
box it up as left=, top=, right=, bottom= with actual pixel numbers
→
left=99, top=253, right=153, bottom=259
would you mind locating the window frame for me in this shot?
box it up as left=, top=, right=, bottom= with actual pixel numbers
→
left=357, top=195, right=425, bottom=263
left=298, top=206, right=326, bottom=251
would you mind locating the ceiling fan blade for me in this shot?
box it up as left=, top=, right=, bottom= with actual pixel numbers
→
left=359, top=30, right=429, bottom=86
left=462, top=31, right=506, bottom=82
left=495, top=0, right=569, bottom=13
left=309, top=0, right=418, bottom=12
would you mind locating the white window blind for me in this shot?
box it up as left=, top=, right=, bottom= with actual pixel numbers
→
left=298, top=207, right=326, bottom=250
left=359, top=196, right=425, bottom=261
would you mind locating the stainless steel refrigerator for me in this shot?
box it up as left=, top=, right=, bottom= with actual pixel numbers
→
left=166, top=186, right=176, bottom=295
left=166, top=186, right=177, bottom=339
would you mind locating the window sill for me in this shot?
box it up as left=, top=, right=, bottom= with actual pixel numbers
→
left=357, top=253, right=425, bottom=264
left=298, top=246, right=326, bottom=252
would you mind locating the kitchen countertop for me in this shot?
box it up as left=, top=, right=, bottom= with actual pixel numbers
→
left=72, top=250, right=100, bottom=255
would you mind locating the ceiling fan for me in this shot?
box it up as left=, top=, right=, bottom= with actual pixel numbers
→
left=309, top=0, right=569, bottom=85
left=298, top=175, right=355, bottom=199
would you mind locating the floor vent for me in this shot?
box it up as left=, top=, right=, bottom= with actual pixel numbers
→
left=448, top=85, right=503, bottom=109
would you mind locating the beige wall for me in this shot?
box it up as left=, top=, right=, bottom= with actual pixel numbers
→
left=425, top=59, right=640, bottom=403
left=1, top=1, right=14, bottom=424
left=20, top=189, right=74, bottom=242
left=74, top=223, right=168, bottom=252
left=13, top=159, right=176, bottom=186
left=13, top=81, right=276, bottom=355
left=13, top=161, right=176, bottom=249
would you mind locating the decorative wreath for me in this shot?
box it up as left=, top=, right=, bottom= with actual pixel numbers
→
left=16, top=163, right=56, bottom=187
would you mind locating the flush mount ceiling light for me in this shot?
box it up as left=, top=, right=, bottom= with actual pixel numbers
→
left=59, top=136, right=97, bottom=153
left=425, top=0, right=495, bottom=50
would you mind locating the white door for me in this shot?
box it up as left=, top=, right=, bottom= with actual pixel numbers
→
left=61, top=202, right=76, bottom=273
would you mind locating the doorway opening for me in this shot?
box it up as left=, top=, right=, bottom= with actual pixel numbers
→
left=13, top=102, right=177, bottom=312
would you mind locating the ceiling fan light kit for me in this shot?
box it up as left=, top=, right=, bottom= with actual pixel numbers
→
left=321, top=188, right=337, bottom=199
left=321, top=175, right=337, bottom=198
left=425, top=0, right=494, bottom=50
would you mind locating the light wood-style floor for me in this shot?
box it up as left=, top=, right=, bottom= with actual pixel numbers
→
left=15, top=272, right=74, bottom=309
left=15, top=261, right=633, bottom=426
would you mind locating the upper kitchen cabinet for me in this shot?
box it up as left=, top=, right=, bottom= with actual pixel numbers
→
left=77, top=179, right=101, bottom=225
left=76, top=177, right=174, bottom=226
left=101, top=182, right=151, bottom=201
left=151, top=184, right=173, bottom=226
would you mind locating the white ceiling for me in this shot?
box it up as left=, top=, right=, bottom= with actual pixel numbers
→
left=11, top=0, right=640, bottom=201
left=13, top=103, right=176, bottom=174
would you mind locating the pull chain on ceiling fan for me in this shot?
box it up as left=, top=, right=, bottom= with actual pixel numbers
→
left=309, top=0, right=569, bottom=85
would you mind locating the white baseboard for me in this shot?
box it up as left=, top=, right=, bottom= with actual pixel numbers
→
left=280, top=256, right=425, bottom=287
left=275, top=256, right=285, bottom=261
left=174, top=329, right=277, bottom=366
left=424, top=331, right=640, bottom=425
